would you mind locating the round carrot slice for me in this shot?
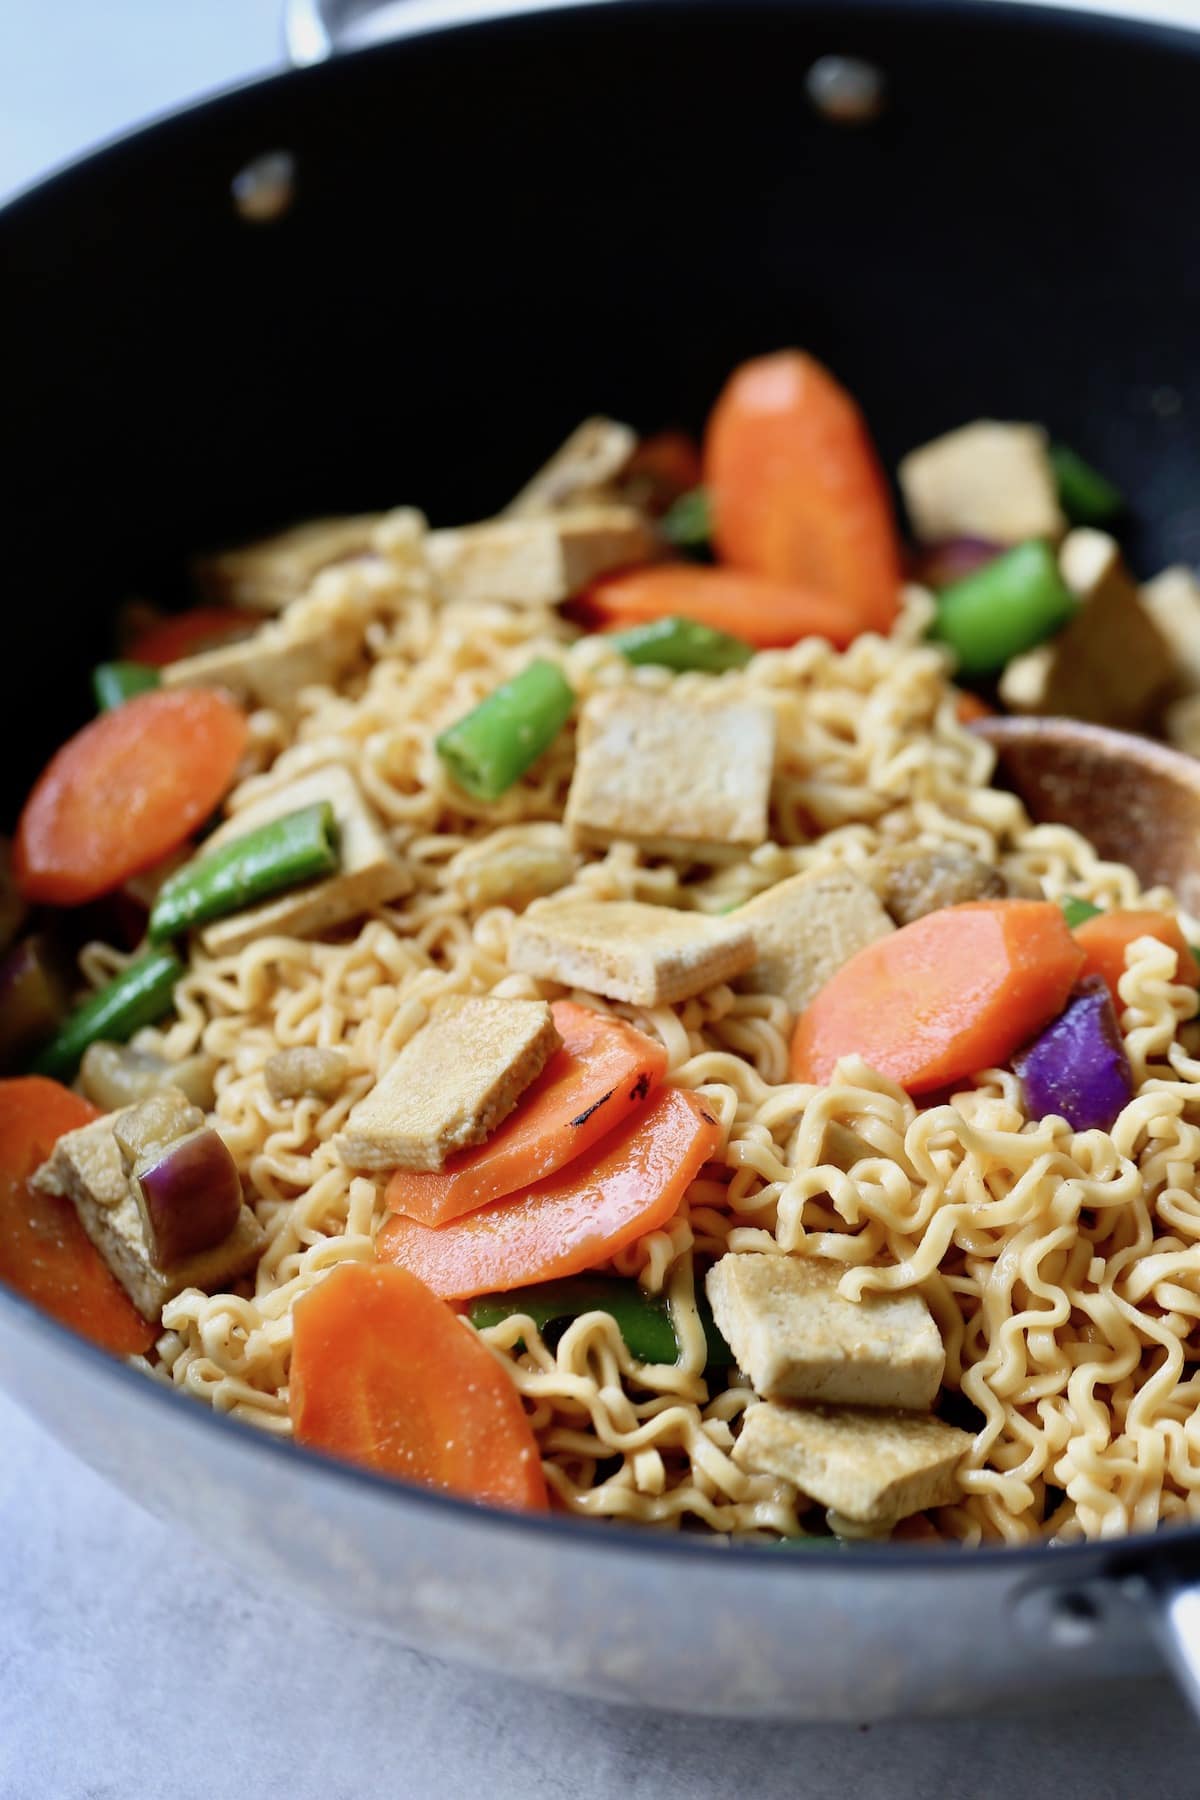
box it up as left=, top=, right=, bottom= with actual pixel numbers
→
left=705, top=349, right=902, bottom=636
left=14, top=687, right=248, bottom=905
left=290, top=1262, right=548, bottom=1512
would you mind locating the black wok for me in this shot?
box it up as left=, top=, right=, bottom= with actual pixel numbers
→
left=2, top=0, right=1200, bottom=1720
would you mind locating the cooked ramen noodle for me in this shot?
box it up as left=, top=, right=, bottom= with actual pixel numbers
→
left=6, top=353, right=1200, bottom=1547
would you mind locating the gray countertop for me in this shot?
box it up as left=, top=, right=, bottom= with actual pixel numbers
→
left=3, top=4, right=1200, bottom=1795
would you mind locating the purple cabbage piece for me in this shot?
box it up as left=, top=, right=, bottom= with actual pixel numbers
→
left=1012, top=975, right=1133, bottom=1132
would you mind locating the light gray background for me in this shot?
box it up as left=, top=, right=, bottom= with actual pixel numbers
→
left=2, top=4, right=1199, bottom=1796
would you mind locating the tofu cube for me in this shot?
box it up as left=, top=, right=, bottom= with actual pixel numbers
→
left=736, top=869, right=894, bottom=1015
left=161, top=621, right=358, bottom=711
left=565, top=688, right=776, bottom=858
left=199, top=765, right=412, bottom=957
left=505, top=416, right=637, bottom=516
left=899, top=420, right=1064, bottom=545
left=426, top=504, right=655, bottom=607
left=733, top=1401, right=972, bottom=1526
left=1140, top=565, right=1200, bottom=693
left=196, top=514, right=383, bottom=612
left=31, top=1112, right=266, bottom=1320
left=705, top=1254, right=944, bottom=1408
left=509, top=897, right=756, bottom=1006
left=998, top=529, right=1173, bottom=730
left=335, top=995, right=560, bottom=1171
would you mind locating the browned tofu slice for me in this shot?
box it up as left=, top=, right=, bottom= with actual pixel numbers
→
left=706, top=1254, right=944, bottom=1408
left=200, top=765, right=412, bottom=957
left=899, top=420, right=1064, bottom=545
left=196, top=514, right=383, bottom=611
left=31, top=1112, right=265, bottom=1321
left=335, top=996, right=560, bottom=1171
left=565, top=688, right=776, bottom=858
left=427, top=505, right=655, bottom=607
left=505, top=417, right=637, bottom=516
left=161, top=619, right=358, bottom=711
left=732, top=1401, right=972, bottom=1526
left=735, top=869, right=893, bottom=1014
left=509, top=897, right=756, bottom=1006
left=998, top=529, right=1173, bottom=730
left=1141, top=565, right=1200, bottom=693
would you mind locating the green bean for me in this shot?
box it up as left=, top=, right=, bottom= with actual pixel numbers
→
left=607, top=615, right=753, bottom=674
left=1050, top=444, right=1123, bottom=527
left=32, top=949, right=183, bottom=1080
left=1059, top=896, right=1102, bottom=929
left=92, top=661, right=161, bottom=711
left=661, top=487, right=712, bottom=550
left=149, top=802, right=339, bottom=942
left=436, top=659, right=575, bottom=801
left=931, top=541, right=1077, bottom=676
left=469, top=1274, right=733, bottom=1367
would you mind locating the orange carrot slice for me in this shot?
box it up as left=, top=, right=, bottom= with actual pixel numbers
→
left=0, top=1077, right=157, bottom=1355
left=790, top=900, right=1085, bottom=1094
left=14, top=687, right=248, bottom=905
left=377, top=1085, right=722, bottom=1300
left=1072, top=910, right=1200, bottom=1010
left=587, top=564, right=859, bottom=650
left=953, top=690, right=995, bottom=726
left=289, top=1262, right=547, bottom=1511
left=386, top=1001, right=668, bottom=1226
left=705, top=350, right=901, bottom=636
left=128, top=607, right=258, bottom=667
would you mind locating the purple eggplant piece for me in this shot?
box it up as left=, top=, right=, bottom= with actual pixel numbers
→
left=0, top=935, right=70, bottom=1071
left=911, top=536, right=1003, bottom=591
left=136, top=1128, right=242, bottom=1268
left=1013, top=975, right=1133, bottom=1132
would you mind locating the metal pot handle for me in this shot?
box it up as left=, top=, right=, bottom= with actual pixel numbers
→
left=283, top=0, right=610, bottom=63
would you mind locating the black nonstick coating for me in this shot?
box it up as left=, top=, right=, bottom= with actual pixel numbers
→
left=1, top=0, right=1197, bottom=807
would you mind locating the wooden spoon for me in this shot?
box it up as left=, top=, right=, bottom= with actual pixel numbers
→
left=971, top=716, right=1200, bottom=916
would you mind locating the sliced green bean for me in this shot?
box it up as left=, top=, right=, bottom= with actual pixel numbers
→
left=931, top=540, right=1077, bottom=676
left=1059, top=896, right=1102, bottom=929
left=661, top=487, right=712, bottom=550
left=92, top=661, right=161, bottom=712
left=32, top=949, right=183, bottom=1081
left=436, top=659, right=575, bottom=802
left=1050, top=444, right=1123, bottom=526
left=607, top=615, right=753, bottom=674
left=149, top=802, right=339, bottom=942
left=469, top=1274, right=732, bottom=1367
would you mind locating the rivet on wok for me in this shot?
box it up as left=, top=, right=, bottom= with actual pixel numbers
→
left=232, top=151, right=297, bottom=223
left=805, top=56, right=887, bottom=125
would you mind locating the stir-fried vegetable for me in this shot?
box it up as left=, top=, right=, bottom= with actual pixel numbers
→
left=91, top=661, right=160, bottom=711
left=469, top=1273, right=732, bottom=1366
left=660, top=487, right=713, bottom=551
left=1013, top=975, right=1133, bottom=1131
left=149, top=801, right=339, bottom=942
left=14, top=688, right=248, bottom=906
left=377, top=1085, right=722, bottom=1299
left=126, top=606, right=257, bottom=666
left=0, top=936, right=69, bottom=1070
left=0, top=1077, right=156, bottom=1354
left=911, top=537, right=1001, bottom=591
left=620, top=430, right=703, bottom=514
left=1059, top=896, right=1102, bottom=929
left=1050, top=443, right=1123, bottom=527
left=32, top=948, right=183, bottom=1081
left=114, top=1092, right=242, bottom=1267
left=436, top=659, right=575, bottom=802
left=290, top=1262, right=548, bottom=1510
left=1071, top=909, right=1200, bottom=1009
left=790, top=900, right=1085, bottom=1093
left=606, top=614, right=753, bottom=674
left=78, top=1041, right=218, bottom=1112
left=931, top=541, right=1077, bottom=675
left=587, top=565, right=860, bottom=650
left=704, top=350, right=901, bottom=636
left=386, top=1001, right=667, bottom=1225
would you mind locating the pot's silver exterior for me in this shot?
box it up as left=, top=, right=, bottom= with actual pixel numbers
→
left=0, top=1287, right=1183, bottom=1720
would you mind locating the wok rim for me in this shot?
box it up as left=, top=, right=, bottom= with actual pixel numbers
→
left=3, top=0, right=1200, bottom=1583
